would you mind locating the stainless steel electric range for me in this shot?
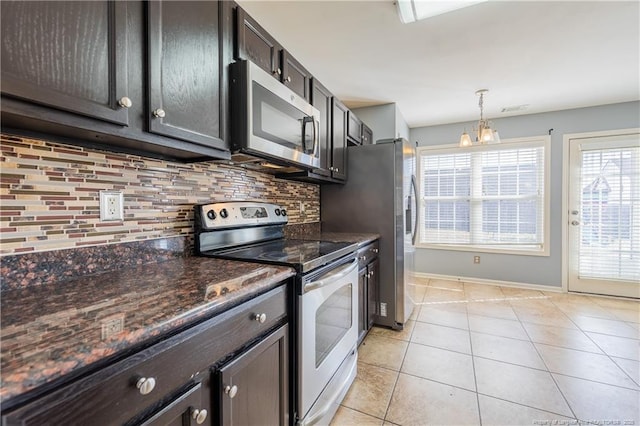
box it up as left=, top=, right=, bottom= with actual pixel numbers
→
left=194, top=201, right=359, bottom=425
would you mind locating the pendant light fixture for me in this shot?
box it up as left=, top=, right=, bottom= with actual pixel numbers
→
left=459, top=89, right=500, bottom=147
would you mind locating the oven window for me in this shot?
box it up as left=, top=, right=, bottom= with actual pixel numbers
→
left=315, top=284, right=352, bottom=367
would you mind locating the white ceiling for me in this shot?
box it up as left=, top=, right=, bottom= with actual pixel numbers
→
left=236, top=0, right=640, bottom=128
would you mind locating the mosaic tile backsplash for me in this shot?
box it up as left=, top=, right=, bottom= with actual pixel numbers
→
left=0, top=133, right=320, bottom=256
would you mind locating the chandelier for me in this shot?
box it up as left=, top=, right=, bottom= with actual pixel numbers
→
left=459, top=89, right=500, bottom=147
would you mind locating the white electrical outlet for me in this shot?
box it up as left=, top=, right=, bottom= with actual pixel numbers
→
left=100, top=190, right=124, bottom=221
left=380, top=302, right=387, bottom=317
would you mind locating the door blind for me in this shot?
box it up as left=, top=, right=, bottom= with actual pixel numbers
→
left=578, top=145, right=640, bottom=281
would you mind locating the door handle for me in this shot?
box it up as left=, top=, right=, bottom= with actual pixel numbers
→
left=571, top=220, right=580, bottom=226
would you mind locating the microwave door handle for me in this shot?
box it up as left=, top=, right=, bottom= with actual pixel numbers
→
left=312, top=117, right=319, bottom=156
left=301, top=116, right=317, bottom=155
left=301, top=116, right=311, bottom=154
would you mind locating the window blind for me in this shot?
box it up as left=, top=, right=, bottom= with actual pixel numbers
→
left=419, top=139, right=547, bottom=253
left=578, top=145, right=640, bottom=282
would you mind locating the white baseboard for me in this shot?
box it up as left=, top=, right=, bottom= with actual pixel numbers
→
left=413, top=272, right=564, bottom=293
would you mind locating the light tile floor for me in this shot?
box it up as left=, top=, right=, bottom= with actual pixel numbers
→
left=330, top=278, right=640, bottom=426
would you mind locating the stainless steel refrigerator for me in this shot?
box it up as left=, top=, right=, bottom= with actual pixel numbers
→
left=321, top=138, right=417, bottom=330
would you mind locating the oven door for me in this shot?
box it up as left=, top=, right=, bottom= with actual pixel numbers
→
left=298, top=256, right=359, bottom=421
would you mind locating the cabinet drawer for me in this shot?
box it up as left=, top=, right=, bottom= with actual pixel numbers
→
left=357, top=241, right=379, bottom=268
left=3, top=284, right=288, bottom=426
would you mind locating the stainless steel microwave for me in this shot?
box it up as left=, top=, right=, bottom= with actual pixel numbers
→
left=229, top=60, right=320, bottom=170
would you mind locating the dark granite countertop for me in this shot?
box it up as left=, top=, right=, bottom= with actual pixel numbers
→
left=0, top=257, right=295, bottom=405
left=298, top=232, right=380, bottom=247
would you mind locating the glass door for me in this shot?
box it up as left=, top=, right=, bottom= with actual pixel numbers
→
left=568, top=131, right=640, bottom=298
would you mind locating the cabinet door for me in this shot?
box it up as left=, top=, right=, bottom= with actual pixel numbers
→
left=139, top=382, right=209, bottom=426
left=331, top=99, right=348, bottom=181
left=235, top=6, right=281, bottom=79
left=367, top=259, right=380, bottom=328
left=0, top=1, right=129, bottom=125
left=362, top=123, right=373, bottom=145
left=347, top=111, right=362, bottom=144
left=219, top=325, right=289, bottom=426
left=358, top=267, right=368, bottom=345
left=281, top=50, right=311, bottom=101
left=310, top=78, right=332, bottom=177
left=147, top=1, right=226, bottom=150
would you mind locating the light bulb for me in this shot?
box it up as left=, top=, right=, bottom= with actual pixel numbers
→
left=459, top=132, right=473, bottom=147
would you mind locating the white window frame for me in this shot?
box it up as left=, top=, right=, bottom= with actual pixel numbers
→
left=417, top=135, right=551, bottom=256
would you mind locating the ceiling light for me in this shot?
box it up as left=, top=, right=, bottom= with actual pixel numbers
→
left=396, top=0, right=488, bottom=24
left=459, top=89, right=500, bottom=148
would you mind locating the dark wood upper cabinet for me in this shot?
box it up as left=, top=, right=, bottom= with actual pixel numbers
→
left=347, top=111, right=362, bottom=145
left=218, top=326, right=289, bottom=426
left=147, top=1, right=225, bottom=149
left=331, top=98, right=348, bottom=181
left=234, top=5, right=310, bottom=101
left=362, top=123, right=373, bottom=145
left=310, top=78, right=332, bottom=177
left=0, top=1, right=129, bottom=126
left=234, top=6, right=281, bottom=80
left=281, top=50, right=311, bottom=101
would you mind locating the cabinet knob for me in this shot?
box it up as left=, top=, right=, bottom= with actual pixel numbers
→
left=335, top=168, right=339, bottom=172
left=225, top=384, right=238, bottom=398
left=286, top=76, right=292, bottom=83
left=136, top=377, right=156, bottom=395
left=273, top=68, right=282, bottom=75
left=359, top=256, right=366, bottom=261
left=571, top=210, right=579, bottom=215
left=371, top=248, right=379, bottom=253
left=153, top=108, right=166, bottom=118
left=571, top=220, right=580, bottom=226
left=192, top=408, right=208, bottom=424
left=253, top=313, right=267, bottom=323
left=118, top=96, right=132, bottom=108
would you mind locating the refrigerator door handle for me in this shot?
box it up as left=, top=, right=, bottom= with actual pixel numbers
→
left=410, top=175, right=418, bottom=245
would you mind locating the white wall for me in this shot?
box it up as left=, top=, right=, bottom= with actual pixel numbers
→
left=410, top=101, right=640, bottom=287
left=353, top=103, right=410, bottom=142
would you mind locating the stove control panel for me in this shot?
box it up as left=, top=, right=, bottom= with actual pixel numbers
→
left=197, top=202, right=288, bottom=230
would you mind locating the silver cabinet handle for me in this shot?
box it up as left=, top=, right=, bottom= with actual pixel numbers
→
left=118, top=96, right=132, bottom=108
left=136, top=377, right=156, bottom=395
left=335, top=168, right=339, bottom=172
left=153, top=108, right=166, bottom=118
left=571, top=220, right=580, bottom=226
left=253, top=313, right=267, bottom=323
left=371, top=248, right=379, bottom=253
left=286, top=76, right=291, bottom=82
left=329, top=166, right=334, bottom=171
left=571, top=210, right=579, bottom=215
left=192, top=408, right=208, bottom=424
left=359, top=256, right=366, bottom=261
left=225, top=385, right=238, bottom=398
left=273, top=68, right=282, bottom=75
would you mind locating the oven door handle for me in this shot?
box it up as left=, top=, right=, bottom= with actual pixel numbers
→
left=303, top=258, right=358, bottom=293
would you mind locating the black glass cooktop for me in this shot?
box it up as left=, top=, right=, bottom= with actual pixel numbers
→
left=203, top=239, right=358, bottom=273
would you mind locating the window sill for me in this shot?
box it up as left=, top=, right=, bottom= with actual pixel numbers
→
left=416, top=243, right=550, bottom=257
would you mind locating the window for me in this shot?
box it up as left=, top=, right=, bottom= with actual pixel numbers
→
left=417, top=136, right=550, bottom=255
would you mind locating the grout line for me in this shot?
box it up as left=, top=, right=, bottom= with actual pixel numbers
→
left=464, top=294, right=483, bottom=426
left=380, top=292, right=417, bottom=425
left=476, top=392, right=578, bottom=421
left=516, top=295, right=580, bottom=421
left=557, top=297, right=640, bottom=389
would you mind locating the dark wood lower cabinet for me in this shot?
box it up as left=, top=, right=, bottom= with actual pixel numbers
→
left=218, top=325, right=289, bottom=426
left=357, top=241, right=379, bottom=345
left=1, top=284, right=289, bottom=426
left=138, top=382, right=208, bottom=426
